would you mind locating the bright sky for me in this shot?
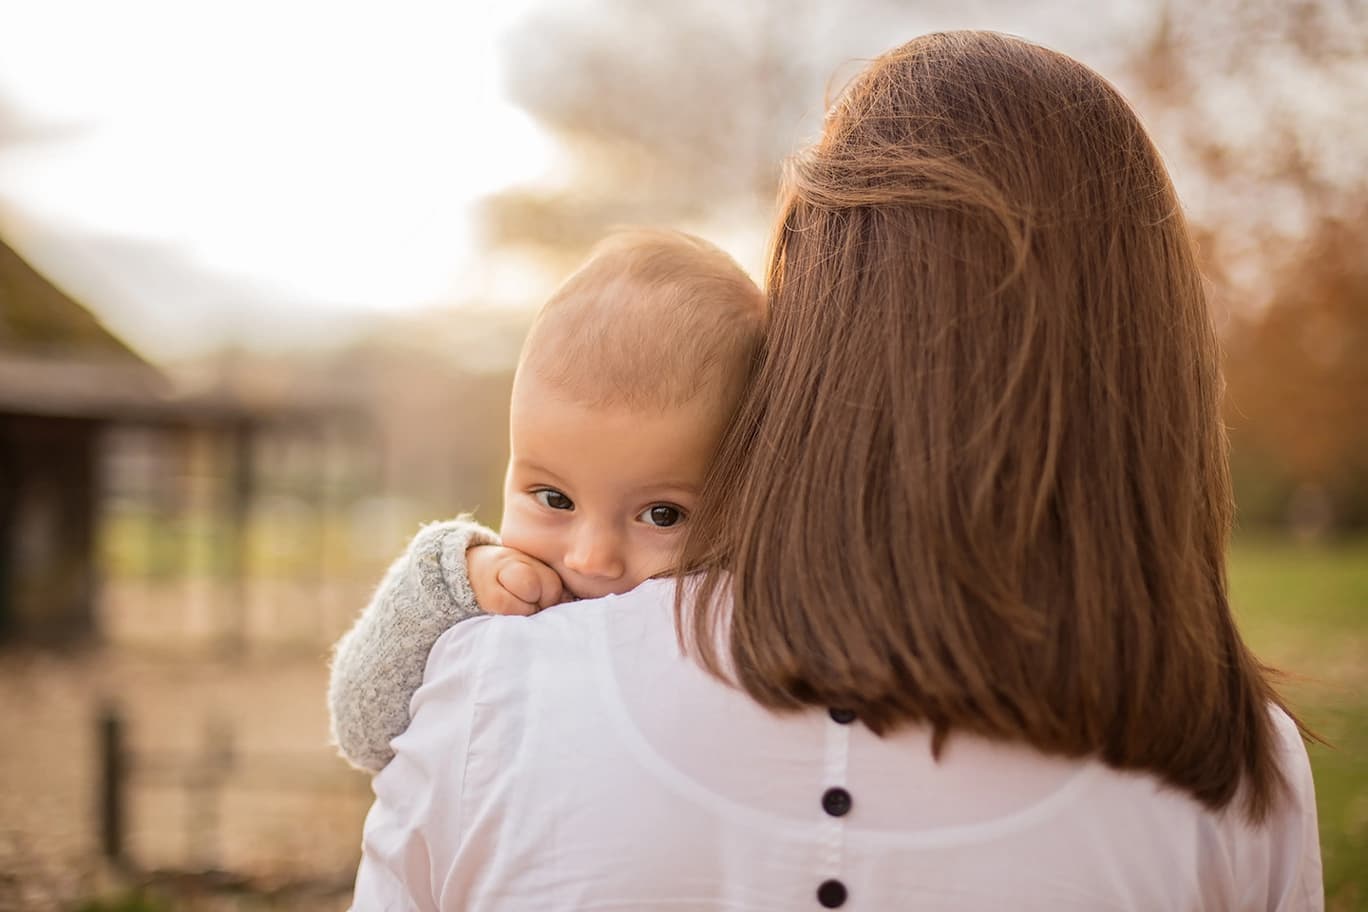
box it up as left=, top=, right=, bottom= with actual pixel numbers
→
left=0, top=0, right=554, bottom=352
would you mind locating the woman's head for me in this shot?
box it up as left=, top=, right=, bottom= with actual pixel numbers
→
left=683, top=31, right=1292, bottom=819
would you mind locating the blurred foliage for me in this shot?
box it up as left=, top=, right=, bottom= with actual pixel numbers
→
left=1225, top=211, right=1368, bottom=531
left=1231, top=535, right=1368, bottom=910
left=1132, top=0, right=1368, bottom=531
left=99, top=506, right=431, bottom=582
left=1130, top=0, right=1368, bottom=237
left=480, top=0, right=938, bottom=269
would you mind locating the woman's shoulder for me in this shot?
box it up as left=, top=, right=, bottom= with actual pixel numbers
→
left=1262, top=703, right=1323, bottom=903
left=1268, top=703, right=1315, bottom=773
left=1259, top=703, right=1319, bottom=845
left=1193, top=703, right=1323, bottom=908
left=424, top=578, right=677, bottom=683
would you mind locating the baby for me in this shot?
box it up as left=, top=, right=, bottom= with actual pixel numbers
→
left=328, top=228, right=766, bottom=771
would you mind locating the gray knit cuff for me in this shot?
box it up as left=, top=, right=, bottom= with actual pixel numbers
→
left=413, top=516, right=502, bottom=628
left=327, top=515, right=499, bottom=772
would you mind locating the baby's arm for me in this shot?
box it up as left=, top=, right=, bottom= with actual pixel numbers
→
left=328, top=517, right=498, bottom=772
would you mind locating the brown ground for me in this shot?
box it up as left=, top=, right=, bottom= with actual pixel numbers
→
left=0, top=591, right=375, bottom=910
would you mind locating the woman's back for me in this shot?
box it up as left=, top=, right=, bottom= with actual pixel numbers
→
left=353, top=580, right=1322, bottom=911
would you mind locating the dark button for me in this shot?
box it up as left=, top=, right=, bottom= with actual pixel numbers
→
left=828, top=707, right=857, bottom=724
left=822, top=786, right=852, bottom=817
left=817, top=879, right=848, bottom=908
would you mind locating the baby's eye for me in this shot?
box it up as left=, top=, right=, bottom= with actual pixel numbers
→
left=639, top=504, right=685, bottom=528
left=534, top=489, right=574, bottom=511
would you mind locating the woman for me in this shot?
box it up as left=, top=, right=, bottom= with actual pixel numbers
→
left=351, top=31, right=1321, bottom=910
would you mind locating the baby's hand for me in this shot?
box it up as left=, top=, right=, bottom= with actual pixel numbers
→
left=467, top=545, right=568, bottom=616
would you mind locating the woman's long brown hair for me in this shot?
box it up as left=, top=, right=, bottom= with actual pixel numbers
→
left=679, top=31, right=1300, bottom=821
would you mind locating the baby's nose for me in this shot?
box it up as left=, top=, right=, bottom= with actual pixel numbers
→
left=563, top=527, right=626, bottom=580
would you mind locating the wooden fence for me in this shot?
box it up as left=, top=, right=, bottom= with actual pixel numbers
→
left=95, top=703, right=370, bottom=895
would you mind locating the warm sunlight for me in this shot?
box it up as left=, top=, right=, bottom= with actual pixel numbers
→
left=1, top=5, right=1362, bottom=905
left=0, top=0, right=552, bottom=315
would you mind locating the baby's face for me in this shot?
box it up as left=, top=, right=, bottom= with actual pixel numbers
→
left=501, top=371, right=726, bottom=600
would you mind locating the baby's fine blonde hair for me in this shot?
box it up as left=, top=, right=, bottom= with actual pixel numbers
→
left=520, top=228, right=766, bottom=411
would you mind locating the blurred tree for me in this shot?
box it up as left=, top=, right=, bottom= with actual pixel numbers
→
left=1128, top=0, right=1368, bottom=275
left=477, top=0, right=947, bottom=270
left=1224, top=206, right=1368, bottom=531
left=1128, top=0, right=1368, bottom=531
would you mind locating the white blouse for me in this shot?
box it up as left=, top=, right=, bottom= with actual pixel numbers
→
left=350, top=578, right=1323, bottom=911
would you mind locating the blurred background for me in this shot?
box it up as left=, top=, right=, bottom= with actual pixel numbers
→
left=0, top=0, right=1363, bottom=908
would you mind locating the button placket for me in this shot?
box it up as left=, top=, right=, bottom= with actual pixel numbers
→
left=815, top=708, right=854, bottom=907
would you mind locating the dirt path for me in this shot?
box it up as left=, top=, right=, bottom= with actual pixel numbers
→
left=0, top=646, right=372, bottom=909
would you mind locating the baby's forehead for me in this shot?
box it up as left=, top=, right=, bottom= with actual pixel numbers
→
left=511, top=363, right=730, bottom=435
left=519, top=311, right=746, bottom=415
left=516, top=229, right=765, bottom=415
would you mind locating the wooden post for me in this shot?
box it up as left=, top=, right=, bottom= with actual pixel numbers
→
left=220, top=420, right=254, bottom=654
left=97, top=704, right=125, bottom=865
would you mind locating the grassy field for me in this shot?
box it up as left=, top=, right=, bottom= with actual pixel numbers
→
left=1229, top=536, right=1368, bottom=911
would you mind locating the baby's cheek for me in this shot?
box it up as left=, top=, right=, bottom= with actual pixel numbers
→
left=632, top=531, right=687, bottom=579
left=498, top=507, right=561, bottom=570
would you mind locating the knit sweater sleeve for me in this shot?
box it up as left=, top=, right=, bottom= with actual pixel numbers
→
left=327, top=516, right=500, bottom=772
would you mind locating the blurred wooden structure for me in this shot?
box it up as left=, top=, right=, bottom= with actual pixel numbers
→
left=0, top=238, right=359, bottom=647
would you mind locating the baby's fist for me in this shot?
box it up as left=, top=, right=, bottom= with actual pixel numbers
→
left=467, top=545, right=566, bottom=616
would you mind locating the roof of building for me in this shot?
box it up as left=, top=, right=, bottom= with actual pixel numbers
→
left=0, top=238, right=151, bottom=359
left=0, top=236, right=180, bottom=419
left=0, top=236, right=359, bottom=428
